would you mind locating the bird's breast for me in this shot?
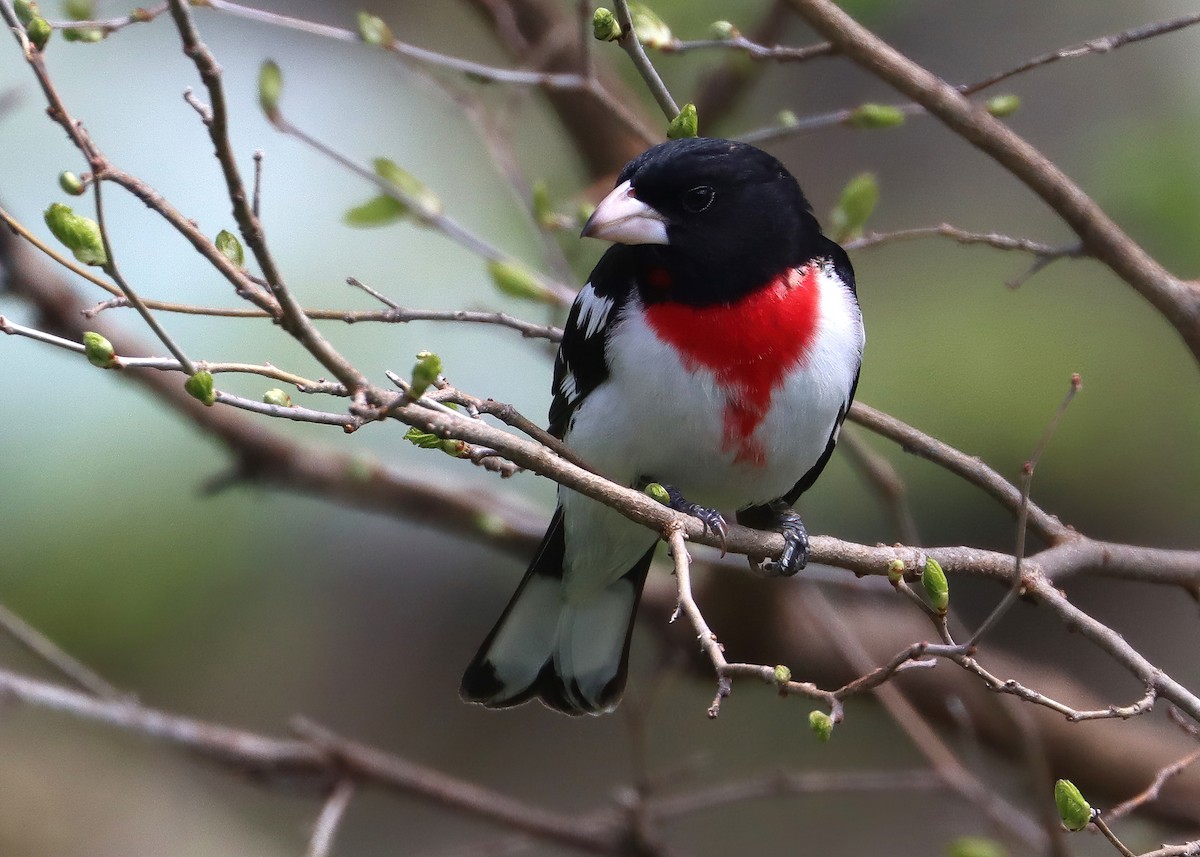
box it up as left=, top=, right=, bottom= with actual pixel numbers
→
left=641, top=265, right=822, bottom=466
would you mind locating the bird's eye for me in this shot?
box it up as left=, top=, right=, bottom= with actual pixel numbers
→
left=681, top=185, right=715, bottom=213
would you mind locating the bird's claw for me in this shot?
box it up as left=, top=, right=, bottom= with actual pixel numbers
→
left=761, top=508, right=809, bottom=576
left=650, top=481, right=728, bottom=556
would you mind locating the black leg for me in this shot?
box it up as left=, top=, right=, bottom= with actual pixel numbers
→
left=641, top=479, right=729, bottom=554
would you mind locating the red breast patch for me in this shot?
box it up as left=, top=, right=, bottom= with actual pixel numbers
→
left=643, top=265, right=821, bottom=466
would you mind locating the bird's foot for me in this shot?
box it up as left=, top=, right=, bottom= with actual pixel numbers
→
left=644, top=480, right=728, bottom=554
left=738, top=502, right=809, bottom=576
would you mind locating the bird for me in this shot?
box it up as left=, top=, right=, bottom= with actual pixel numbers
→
left=461, top=137, right=864, bottom=716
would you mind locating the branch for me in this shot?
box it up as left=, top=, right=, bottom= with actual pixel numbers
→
left=785, top=0, right=1200, bottom=363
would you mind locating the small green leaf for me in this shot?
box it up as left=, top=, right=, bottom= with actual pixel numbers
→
left=667, top=103, right=698, bottom=139
left=82, top=331, right=116, bottom=368
left=258, top=60, right=282, bottom=121
left=829, top=172, right=879, bottom=242
left=773, top=664, right=791, bottom=685
left=986, top=94, right=1021, bottom=118
left=403, top=427, right=468, bottom=458
left=848, top=102, right=906, bottom=129
left=409, top=350, right=442, bottom=400
left=184, top=371, right=216, bottom=406
left=708, top=20, right=738, bottom=40
left=15, top=0, right=38, bottom=27
left=373, top=158, right=442, bottom=218
left=58, top=171, right=85, bottom=196
left=947, top=836, right=1009, bottom=857
left=886, top=558, right=905, bottom=584
left=776, top=109, right=799, bottom=129
left=26, top=15, right=51, bottom=50
left=215, top=229, right=245, bottom=268
left=356, top=10, right=393, bottom=45
left=629, top=3, right=672, bottom=48
left=808, top=710, right=833, bottom=742
left=644, top=482, right=670, bottom=505
left=262, top=388, right=293, bottom=407
left=531, top=180, right=559, bottom=229
left=591, top=7, right=621, bottom=41
left=922, top=556, right=949, bottom=613
left=487, top=259, right=551, bottom=302
left=63, top=0, right=93, bottom=19
left=1054, top=779, right=1092, bottom=832
left=344, top=195, right=407, bottom=227
left=63, top=26, right=103, bottom=42
left=44, top=202, right=107, bottom=266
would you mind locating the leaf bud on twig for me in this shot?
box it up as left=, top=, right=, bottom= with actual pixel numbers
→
left=184, top=371, right=216, bottom=406
left=667, top=103, right=698, bottom=139
left=82, top=331, right=116, bottom=368
left=356, top=11, right=393, bottom=46
left=1053, top=779, right=1092, bottom=831
left=262, top=388, right=293, bottom=407
left=44, top=202, right=107, bottom=266
left=808, top=710, right=834, bottom=742
left=922, top=556, right=949, bottom=613
left=592, top=8, right=621, bottom=42
left=848, top=103, right=906, bottom=129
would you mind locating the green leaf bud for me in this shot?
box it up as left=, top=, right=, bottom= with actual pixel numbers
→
left=403, top=427, right=468, bottom=458
left=258, top=60, right=282, bottom=122
left=409, top=350, right=442, bottom=400
left=63, top=26, right=103, bottom=42
left=1053, top=779, right=1092, bottom=832
left=887, top=558, right=905, bottom=584
left=356, top=10, right=393, bottom=46
left=58, top=171, right=85, bottom=196
left=629, top=3, right=672, bottom=48
left=986, top=94, right=1021, bottom=118
left=708, top=20, right=738, bottom=40
left=644, top=482, right=670, bottom=505
left=26, top=15, right=51, bottom=50
left=923, top=556, right=949, bottom=613
left=829, top=172, right=879, bottom=242
left=64, top=0, right=93, bottom=19
left=82, top=331, right=116, bottom=368
left=262, top=388, right=293, bottom=407
left=15, top=0, right=38, bottom=27
left=44, top=202, right=107, bottom=266
left=848, top=102, right=906, bottom=129
left=592, top=7, right=621, bottom=41
left=373, top=158, right=442, bottom=219
left=343, top=195, right=407, bottom=227
left=667, top=102, right=698, bottom=139
left=776, top=109, right=799, bottom=128
left=773, top=664, right=792, bottom=685
left=947, top=836, right=1009, bottom=857
left=215, top=229, right=245, bottom=268
left=487, top=259, right=551, bottom=302
left=184, top=371, right=216, bottom=406
left=532, top=180, right=557, bottom=229
left=808, top=710, right=833, bottom=742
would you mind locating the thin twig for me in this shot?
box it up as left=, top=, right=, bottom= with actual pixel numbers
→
left=612, top=0, right=679, bottom=120
left=0, top=602, right=125, bottom=700
left=1107, top=749, right=1200, bottom=821
left=306, top=780, right=356, bottom=857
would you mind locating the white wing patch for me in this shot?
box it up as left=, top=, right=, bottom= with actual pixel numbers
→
left=575, top=283, right=614, bottom=340
left=558, top=371, right=578, bottom=401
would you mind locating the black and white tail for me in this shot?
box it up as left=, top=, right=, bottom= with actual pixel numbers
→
left=460, top=511, right=655, bottom=716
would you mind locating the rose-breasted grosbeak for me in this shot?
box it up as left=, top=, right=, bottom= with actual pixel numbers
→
left=461, top=138, right=864, bottom=715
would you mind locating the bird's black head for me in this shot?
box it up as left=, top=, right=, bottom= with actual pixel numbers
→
left=582, top=138, right=830, bottom=305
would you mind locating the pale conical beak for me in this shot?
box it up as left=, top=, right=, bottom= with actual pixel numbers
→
left=580, top=180, right=669, bottom=245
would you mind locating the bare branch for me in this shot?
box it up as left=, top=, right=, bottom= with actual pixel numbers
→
left=785, top=0, right=1200, bottom=363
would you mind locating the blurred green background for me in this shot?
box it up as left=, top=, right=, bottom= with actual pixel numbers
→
left=1, top=0, right=1199, bottom=854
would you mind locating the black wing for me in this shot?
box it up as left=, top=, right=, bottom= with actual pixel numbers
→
left=548, top=247, right=636, bottom=439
